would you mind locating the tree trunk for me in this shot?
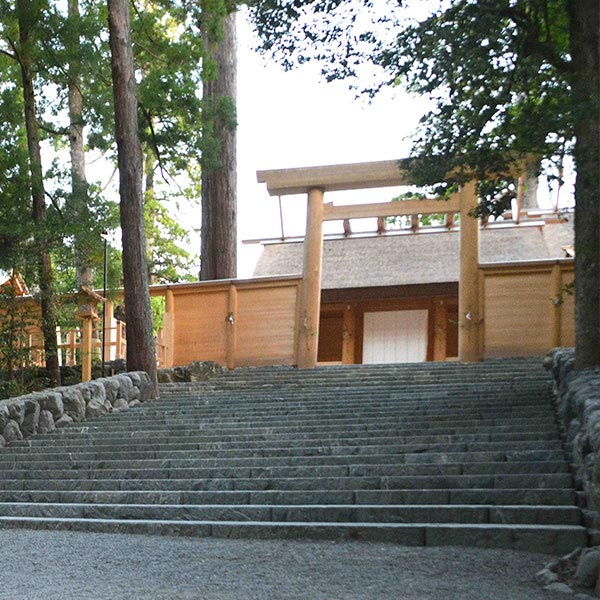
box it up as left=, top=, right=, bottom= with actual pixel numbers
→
left=521, top=158, right=539, bottom=210
left=200, top=10, right=237, bottom=280
left=68, top=0, right=93, bottom=289
left=107, top=0, right=158, bottom=394
left=143, top=147, right=157, bottom=284
left=569, top=0, right=600, bottom=369
left=16, top=0, right=61, bottom=387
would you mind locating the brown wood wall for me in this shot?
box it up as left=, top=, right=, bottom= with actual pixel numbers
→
left=160, top=277, right=302, bottom=368
left=2, top=261, right=576, bottom=371
left=481, top=261, right=575, bottom=357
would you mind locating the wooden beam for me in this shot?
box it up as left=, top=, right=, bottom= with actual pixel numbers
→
left=376, top=217, right=386, bottom=234
left=343, top=219, right=352, bottom=236
left=297, top=188, right=325, bottom=368
left=257, top=157, right=530, bottom=197
left=458, top=181, right=482, bottom=362
left=411, top=214, right=420, bottom=231
left=322, top=196, right=460, bottom=221
left=257, top=160, right=410, bottom=196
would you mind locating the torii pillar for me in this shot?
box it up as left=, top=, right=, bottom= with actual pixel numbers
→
left=458, top=180, right=482, bottom=362
left=297, top=188, right=324, bottom=368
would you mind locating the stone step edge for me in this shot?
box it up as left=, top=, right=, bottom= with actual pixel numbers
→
left=0, top=516, right=586, bottom=553
left=0, top=501, right=580, bottom=511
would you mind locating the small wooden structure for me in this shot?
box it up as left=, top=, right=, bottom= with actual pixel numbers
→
left=76, top=286, right=106, bottom=382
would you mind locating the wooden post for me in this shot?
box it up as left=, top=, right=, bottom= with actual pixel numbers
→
left=116, top=320, right=124, bottom=359
left=68, top=330, right=76, bottom=366
left=103, top=301, right=114, bottom=361
left=226, top=284, right=238, bottom=370
left=432, top=299, right=448, bottom=361
left=458, top=180, right=482, bottom=362
left=297, top=187, right=325, bottom=368
left=162, top=290, right=175, bottom=367
left=81, top=317, right=93, bottom=382
left=551, top=263, right=563, bottom=346
left=342, top=305, right=356, bottom=364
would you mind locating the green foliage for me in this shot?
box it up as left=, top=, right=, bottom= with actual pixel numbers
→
left=379, top=0, right=572, bottom=207
left=150, top=295, right=165, bottom=334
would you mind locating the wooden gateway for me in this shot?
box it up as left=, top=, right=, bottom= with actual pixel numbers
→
left=254, top=159, right=574, bottom=368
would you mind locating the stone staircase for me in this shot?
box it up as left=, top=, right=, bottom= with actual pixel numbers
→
left=0, top=358, right=588, bottom=553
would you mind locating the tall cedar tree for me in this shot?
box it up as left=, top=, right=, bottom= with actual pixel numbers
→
left=67, top=0, right=93, bottom=289
left=200, top=5, right=237, bottom=280
left=16, top=0, right=61, bottom=386
left=107, top=0, right=157, bottom=394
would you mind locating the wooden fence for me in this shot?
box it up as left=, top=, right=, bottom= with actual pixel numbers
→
left=481, top=259, right=575, bottom=357
left=154, top=276, right=302, bottom=369
left=2, top=265, right=575, bottom=375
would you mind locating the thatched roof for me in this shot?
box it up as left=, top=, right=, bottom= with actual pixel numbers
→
left=253, top=220, right=573, bottom=290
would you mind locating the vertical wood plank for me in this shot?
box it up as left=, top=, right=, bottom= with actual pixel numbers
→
left=551, top=263, right=562, bottom=346
left=458, top=180, right=482, bottom=362
left=297, top=188, right=324, bottom=368
left=163, top=290, right=175, bottom=368
left=226, top=284, right=238, bottom=369
left=432, top=299, right=448, bottom=361
left=103, top=301, right=114, bottom=362
left=342, top=305, right=356, bottom=364
left=81, top=317, right=93, bottom=382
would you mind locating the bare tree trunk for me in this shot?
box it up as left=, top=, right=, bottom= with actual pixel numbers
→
left=16, top=0, right=60, bottom=387
left=200, top=10, right=237, bottom=280
left=68, top=0, right=93, bottom=289
left=107, top=0, right=158, bottom=394
left=520, top=158, right=539, bottom=210
left=569, top=0, right=600, bottom=369
left=144, top=148, right=157, bottom=284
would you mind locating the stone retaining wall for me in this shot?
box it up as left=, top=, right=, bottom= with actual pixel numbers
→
left=0, top=371, right=153, bottom=447
left=546, top=347, right=600, bottom=518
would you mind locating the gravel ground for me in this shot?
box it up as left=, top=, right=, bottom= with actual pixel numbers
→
left=0, top=529, right=577, bottom=600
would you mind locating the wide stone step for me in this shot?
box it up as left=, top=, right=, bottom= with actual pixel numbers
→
left=96, top=406, right=554, bottom=427
left=79, top=402, right=554, bottom=422
left=75, top=412, right=555, bottom=432
left=0, top=472, right=572, bottom=492
left=30, top=429, right=559, bottom=448
left=0, top=448, right=565, bottom=467
left=0, top=502, right=581, bottom=525
left=0, top=516, right=585, bottom=554
left=146, top=391, right=549, bottom=414
left=0, top=461, right=568, bottom=480
left=74, top=413, right=556, bottom=433
left=48, top=419, right=557, bottom=440
left=0, top=450, right=568, bottom=471
left=0, top=487, right=578, bottom=506
left=9, top=438, right=563, bottom=458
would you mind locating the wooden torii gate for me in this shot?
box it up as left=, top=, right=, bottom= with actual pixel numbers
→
left=257, top=159, right=481, bottom=368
